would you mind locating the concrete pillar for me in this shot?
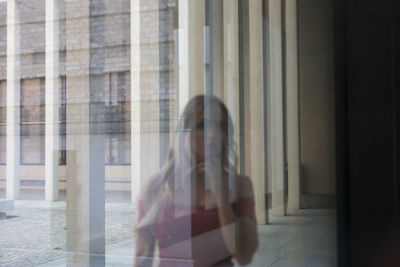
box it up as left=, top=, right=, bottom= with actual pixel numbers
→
left=285, top=0, right=301, bottom=211
left=269, top=0, right=286, bottom=216
left=208, top=0, right=223, bottom=99
left=65, top=0, right=106, bottom=265
left=243, top=0, right=268, bottom=224
left=130, top=0, right=140, bottom=203
left=6, top=0, right=20, bottom=200
left=131, top=0, right=161, bottom=203
left=223, top=0, right=241, bottom=166
left=178, top=0, right=205, bottom=113
left=45, top=0, right=60, bottom=202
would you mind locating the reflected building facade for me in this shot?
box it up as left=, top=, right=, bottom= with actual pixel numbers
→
left=0, top=0, right=338, bottom=266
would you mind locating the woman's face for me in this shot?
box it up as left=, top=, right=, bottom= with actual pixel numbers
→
left=189, top=107, right=228, bottom=164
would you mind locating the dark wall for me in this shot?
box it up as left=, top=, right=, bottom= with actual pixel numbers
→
left=336, top=0, right=400, bottom=266
left=298, top=0, right=336, bottom=201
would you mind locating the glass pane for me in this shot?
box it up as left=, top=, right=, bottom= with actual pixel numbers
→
left=20, top=124, right=45, bottom=164
left=0, top=125, right=5, bottom=165
left=0, top=81, right=6, bottom=123
left=105, top=71, right=131, bottom=165
left=0, top=0, right=338, bottom=266
left=59, top=76, right=66, bottom=165
left=21, top=78, right=45, bottom=123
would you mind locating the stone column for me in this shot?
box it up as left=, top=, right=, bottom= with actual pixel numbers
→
left=285, top=0, right=301, bottom=211
left=131, top=0, right=160, bottom=203
left=178, top=0, right=205, bottom=113
left=223, top=0, right=241, bottom=167
left=209, top=0, right=223, bottom=99
left=177, top=0, right=207, bottom=219
left=45, top=0, right=60, bottom=202
left=6, top=0, right=20, bottom=200
left=269, top=0, right=286, bottom=216
left=243, top=0, right=268, bottom=224
left=65, top=0, right=106, bottom=265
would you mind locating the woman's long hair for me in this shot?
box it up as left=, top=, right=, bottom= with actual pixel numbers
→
left=136, top=95, right=237, bottom=230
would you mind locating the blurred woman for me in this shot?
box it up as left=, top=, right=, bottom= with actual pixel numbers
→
left=135, top=95, right=258, bottom=267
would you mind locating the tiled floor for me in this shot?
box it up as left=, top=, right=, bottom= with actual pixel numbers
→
left=0, top=200, right=336, bottom=266
left=249, top=209, right=337, bottom=267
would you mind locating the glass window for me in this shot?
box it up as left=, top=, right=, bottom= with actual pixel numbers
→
left=0, top=124, right=5, bottom=165
left=0, top=80, right=6, bottom=123
left=105, top=71, right=131, bottom=165
left=59, top=76, right=66, bottom=165
left=20, top=124, right=45, bottom=165
left=20, top=78, right=45, bottom=165
left=21, top=78, right=45, bottom=123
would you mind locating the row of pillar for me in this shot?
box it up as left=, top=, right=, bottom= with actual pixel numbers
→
left=6, top=0, right=61, bottom=202
left=5, top=0, right=300, bottom=215
left=129, top=0, right=301, bottom=222
left=4, top=0, right=300, bottom=263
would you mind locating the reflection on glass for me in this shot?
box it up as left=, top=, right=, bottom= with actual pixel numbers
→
left=0, top=0, right=338, bottom=266
left=135, top=95, right=258, bottom=266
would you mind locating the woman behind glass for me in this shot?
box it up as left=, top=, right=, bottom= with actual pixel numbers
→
left=135, top=95, right=258, bottom=267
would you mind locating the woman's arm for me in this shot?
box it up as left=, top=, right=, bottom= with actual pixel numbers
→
left=134, top=228, right=156, bottom=267
left=208, top=168, right=258, bottom=265
left=233, top=176, right=259, bottom=265
left=134, top=192, right=156, bottom=267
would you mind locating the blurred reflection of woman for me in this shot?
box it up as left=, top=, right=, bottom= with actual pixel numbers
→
left=135, top=95, right=258, bottom=267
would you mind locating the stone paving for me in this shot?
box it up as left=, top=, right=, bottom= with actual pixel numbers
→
left=0, top=200, right=336, bottom=267
left=0, top=200, right=136, bottom=267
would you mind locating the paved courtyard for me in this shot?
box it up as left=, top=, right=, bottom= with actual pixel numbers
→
left=0, top=200, right=135, bottom=266
left=0, top=200, right=336, bottom=267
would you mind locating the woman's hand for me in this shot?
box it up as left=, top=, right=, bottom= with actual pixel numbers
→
left=196, top=158, right=228, bottom=203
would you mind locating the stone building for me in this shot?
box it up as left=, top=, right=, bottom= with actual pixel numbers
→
left=0, top=0, right=337, bottom=264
